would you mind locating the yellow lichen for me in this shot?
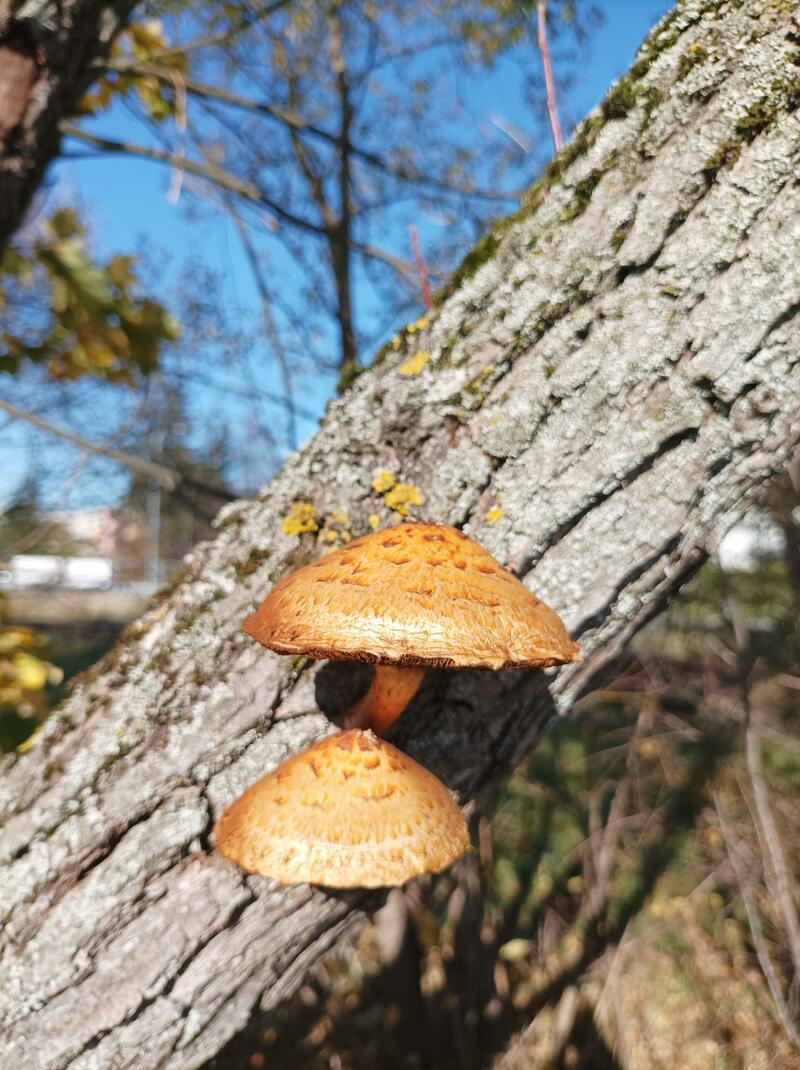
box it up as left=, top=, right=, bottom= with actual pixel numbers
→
left=485, top=507, right=503, bottom=524
left=281, top=502, right=318, bottom=537
left=372, top=470, right=397, bottom=494
left=399, top=350, right=431, bottom=377
left=384, top=483, right=423, bottom=517
left=406, top=314, right=429, bottom=335
left=368, top=513, right=381, bottom=531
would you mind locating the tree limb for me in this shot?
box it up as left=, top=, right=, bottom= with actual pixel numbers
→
left=0, top=397, right=236, bottom=501
left=2, top=3, right=800, bottom=1067
left=96, top=59, right=521, bottom=203
left=60, top=123, right=418, bottom=279
left=0, top=0, right=137, bottom=252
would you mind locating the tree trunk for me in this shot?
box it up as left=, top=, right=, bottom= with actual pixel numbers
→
left=2, top=1, right=800, bottom=1067
left=0, top=0, right=136, bottom=251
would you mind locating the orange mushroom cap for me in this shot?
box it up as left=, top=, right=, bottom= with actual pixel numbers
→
left=243, top=521, right=579, bottom=671
left=214, top=729, right=469, bottom=887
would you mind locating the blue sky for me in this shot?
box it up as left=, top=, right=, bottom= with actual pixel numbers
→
left=1, top=0, right=672, bottom=512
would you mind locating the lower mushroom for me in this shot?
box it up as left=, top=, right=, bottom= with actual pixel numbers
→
left=214, top=728, right=469, bottom=888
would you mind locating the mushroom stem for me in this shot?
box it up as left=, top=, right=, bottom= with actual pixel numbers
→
left=343, top=664, right=426, bottom=735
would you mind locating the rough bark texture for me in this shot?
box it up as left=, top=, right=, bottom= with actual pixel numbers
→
left=2, top=1, right=800, bottom=1067
left=0, top=0, right=136, bottom=251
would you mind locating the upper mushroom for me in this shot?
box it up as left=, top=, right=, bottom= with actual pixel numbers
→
left=244, top=521, right=579, bottom=733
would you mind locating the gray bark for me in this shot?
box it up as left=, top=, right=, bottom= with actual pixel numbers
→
left=0, top=0, right=136, bottom=251
left=2, top=1, right=800, bottom=1066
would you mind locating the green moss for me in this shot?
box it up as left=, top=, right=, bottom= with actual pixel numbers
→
left=602, top=76, right=640, bottom=121
left=236, top=545, right=272, bottom=579
left=641, top=85, right=664, bottom=123
left=551, top=114, right=604, bottom=176
left=336, top=359, right=364, bottom=394
left=701, top=139, right=741, bottom=182
left=560, top=170, right=604, bottom=222
left=735, top=99, right=779, bottom=143
left=734, top=79, right=800, bottom=146
left=444, top=229, right=502, bottom=298
left=611, top=220, right=633, bottom=251
left=780, top=75, right=800, bottom=112
left=677, top=41, right=709, bottom=80
left=430, top=2, right=696, bottom=303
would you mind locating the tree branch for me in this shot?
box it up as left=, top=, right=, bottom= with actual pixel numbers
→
left=0, top=398, right=236, bottom=500
left=95, top=59, right=521, bottom=203
left=0, top=0, right=137, bottom=252
left=59, top=123, right=418, bottom=279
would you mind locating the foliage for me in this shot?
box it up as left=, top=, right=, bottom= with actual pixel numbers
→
left=80, top=20, right=187, bottom=123
left=61, top=0, right=598, bottom=391
left=0, top=594, right=62, bottom=753
left=1, top=208, right=178, bottom=384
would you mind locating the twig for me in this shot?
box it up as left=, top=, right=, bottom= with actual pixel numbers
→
left=227, top=201, right=299, bottom=451
left=536, top=2, right=563, bottom=154
left=0, top=398, right=179, bottom=488
left=96, top=60, right=519, bottom=203
left=61, top=123, right=326, bottom=237
left=0, top=398, right=236, bottom=500
left=746, top=721, right=800, bottom=983
left=725, top=592, right=800, bottom=986
left=165, top=367, right=319, bottom=424
left=409, top=225, right=432, bottom=310
left=167, top=71, right=187, bottom=205
left=715, top=792, right=800, bottom=1053
left=60, top=124, right=417, bottom=278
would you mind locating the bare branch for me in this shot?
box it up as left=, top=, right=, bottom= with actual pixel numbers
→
left=536, top=2, right=564, bottom=154
left=746, top=722, right=800, bottom=983
left=715, top=792, right=800, bottom=1053
left=226, top=200, right=299, bottom=450
left=60, top=123, right=418, bottom=280
left=60, top=123, right=328, bottom=237
left=0, top=397, right=178, bottom=487
left=0, top=398, right=235, bottom=500
left=95, top=60, right=521, bottom=203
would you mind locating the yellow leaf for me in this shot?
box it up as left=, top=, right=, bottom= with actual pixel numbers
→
left=14, top=652, right=49, bottom=691
left=0, top=626, right=37, bottom=652
left=498, top=939, right=533, bottom=962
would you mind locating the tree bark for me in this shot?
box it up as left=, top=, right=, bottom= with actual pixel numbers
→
left=0, top=0, right=136, bottom=252
left=2, top=1, right=800, bottom=1067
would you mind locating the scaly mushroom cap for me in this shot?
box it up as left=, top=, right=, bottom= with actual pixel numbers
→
left=214, top=729, right=469, bottom=887
left=243, top=521, right=579, bottom=670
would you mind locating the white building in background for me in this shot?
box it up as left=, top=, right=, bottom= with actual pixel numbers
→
left=0, top=555, right=113, bottom=590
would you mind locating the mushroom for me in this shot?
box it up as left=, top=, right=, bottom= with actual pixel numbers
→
left=243, top=521, right=579, bottom=734
left=213, top=728, right=470, bottom=887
